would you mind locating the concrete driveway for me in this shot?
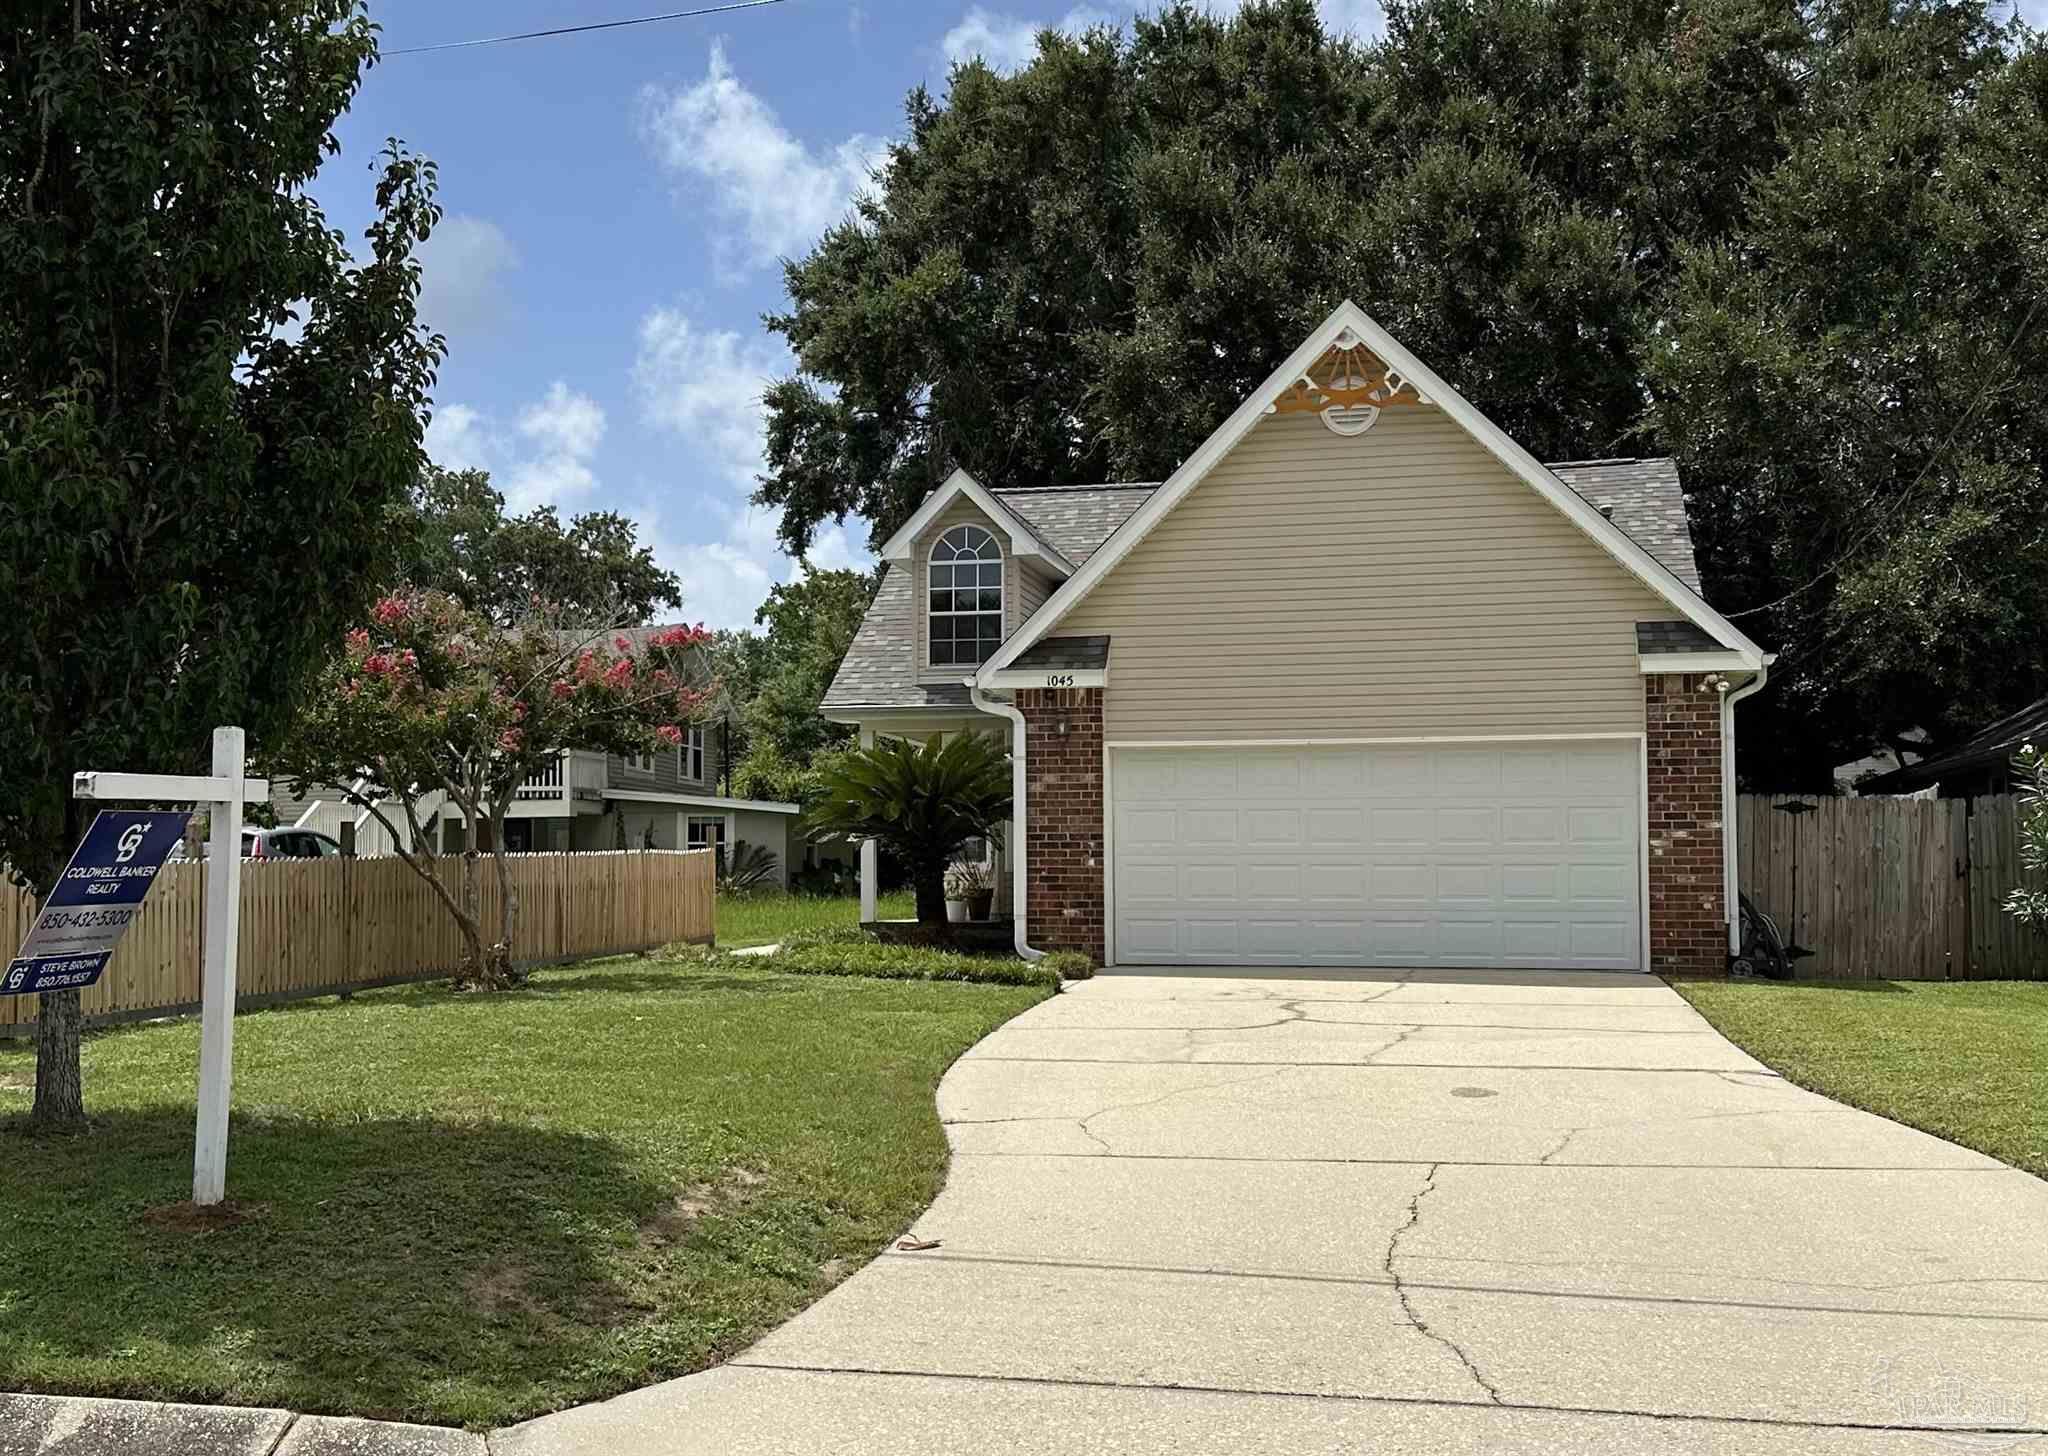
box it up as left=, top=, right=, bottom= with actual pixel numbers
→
left=499, top=969, right=2048, bottom=1454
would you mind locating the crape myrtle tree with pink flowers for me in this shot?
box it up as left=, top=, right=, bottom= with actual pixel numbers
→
left=273, top=589, right=711, bottom=988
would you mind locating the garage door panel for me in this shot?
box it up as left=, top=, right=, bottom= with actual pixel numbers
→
left=1568, top=805, right=1632, bottom=846
left=1181, top=809, right=1237, bottom=845
left=1567, top=861, right=1634, bottom=905
left=1500, top=863, right=1564, bottom=903
left=1181, top=863, right=1239, bottom=901
left=1113, top=742, right=1642, bottom=971
left=1500, top=749, right=1567, bottom=794
left=1500, top=805, right=1563, bottom=845
left=1244, top=808, right=1304, bottom=846
left=1370, top=806, right=1432, bottom=847
left=1305, top=808, right=1366, bottom=846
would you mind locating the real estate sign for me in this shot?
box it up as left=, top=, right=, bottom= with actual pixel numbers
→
left=4, top=811, right=188, bottom=995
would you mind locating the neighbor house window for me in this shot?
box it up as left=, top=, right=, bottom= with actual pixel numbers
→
left=683, top=726, right=706, bottom=783
left=625, top=750, right=655, bottom=774
left=687, top=814, right=728, bottom=872
left=929, top=525, right=1003, bottom=666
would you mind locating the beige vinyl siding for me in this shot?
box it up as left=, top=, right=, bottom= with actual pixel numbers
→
left=1057, top=408, right=1675, bottom=740
left=914, top=497, right=1021, bottom=685
left=1018, top=558, right=1058, bottom=626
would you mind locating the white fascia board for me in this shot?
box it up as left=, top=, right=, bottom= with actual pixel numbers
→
left=981, top=667, right=1107, bottom=689
left=603, top=788, right=800, bottom=815
left=978, top=300, right=1764, bottom=681
left=877, top=467, right=1074, bottom=572
left=1638, top=651, right=1754, bottom=674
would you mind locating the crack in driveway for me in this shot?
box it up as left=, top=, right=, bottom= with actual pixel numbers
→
left=1383, top=1162, right=1504, bottom=1404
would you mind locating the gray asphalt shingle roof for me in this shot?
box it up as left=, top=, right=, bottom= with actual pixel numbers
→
left=1548, top=458, right=1703, bottom=593
left=824, top=457, right=1710, bottom=711
left=1636, top=621, right=1725, bottom=655
left=1011, top=635, right=1111, bottom=671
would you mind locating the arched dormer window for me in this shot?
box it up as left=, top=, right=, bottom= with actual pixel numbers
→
left=929, top=525, right=1003, bottom=666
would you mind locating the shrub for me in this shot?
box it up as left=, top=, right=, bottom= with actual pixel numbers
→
left=766, top=942, right=1061, bottom=987
left=1040, top=951, right=1095, bottom=981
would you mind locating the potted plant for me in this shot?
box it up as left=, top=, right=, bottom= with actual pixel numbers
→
left=950, top=858, right=995, bottom=921
left=943, top=862, right=975, bottom=923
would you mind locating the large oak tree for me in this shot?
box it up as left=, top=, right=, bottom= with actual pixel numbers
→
left=0, top=2, right=443, bottom=1126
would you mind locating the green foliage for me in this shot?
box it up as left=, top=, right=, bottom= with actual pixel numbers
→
left=804, top=734, right=1012, bottom=921
left=2008, top=746, right=2048, bottom=926
left=396, top=466, right=682, bottom=628
left=759, top=0, right=2048, bottom=785
left=722, top=570, right=877, bottom=805
left=718, top=840, right=782, bottom=894
left=739, top=929, right=1062, bottom=987
left=0, top=0, right=441, bottom=1122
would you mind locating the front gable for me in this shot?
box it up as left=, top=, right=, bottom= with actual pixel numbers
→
left=979, top=302, right=1762, bottom=692
left=1049, top=405, right=1681, bottom=738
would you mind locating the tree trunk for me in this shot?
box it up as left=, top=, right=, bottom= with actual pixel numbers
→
left=914, top=869, right=947, bottom=925
left=27, top=820, right=85, bottom=1130
left=484, top=804, right=521, bottom=990
left=31, top=988, right=85, bottom=1129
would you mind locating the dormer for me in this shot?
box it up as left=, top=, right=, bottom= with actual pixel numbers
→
left=878, top=469, right=1074, bottom=685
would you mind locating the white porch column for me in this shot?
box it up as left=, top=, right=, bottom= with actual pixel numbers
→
left=858, top=725, right=879, bottom=924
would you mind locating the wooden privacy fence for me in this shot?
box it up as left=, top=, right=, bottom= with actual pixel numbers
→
left=0, top=849, right=716, bottom=1032
left=1737, top=795, right=2045, bottom=980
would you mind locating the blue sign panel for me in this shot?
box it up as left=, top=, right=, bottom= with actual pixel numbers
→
left=4, top=811, right=188, bottom=995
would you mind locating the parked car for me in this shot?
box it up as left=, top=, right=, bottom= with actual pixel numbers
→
left=241, top=827, right=343, bottom=860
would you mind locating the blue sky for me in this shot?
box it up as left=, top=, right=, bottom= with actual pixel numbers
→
left=317, top=0, right=2034, bottom=631
left=309, top=1, right=1384, bottom=630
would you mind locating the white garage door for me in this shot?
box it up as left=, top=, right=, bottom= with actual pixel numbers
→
left=1111, top=742, right=1641, bottom=970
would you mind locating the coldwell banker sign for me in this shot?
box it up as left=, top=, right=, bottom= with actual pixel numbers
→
left=4, top=811, right=188, bottom=995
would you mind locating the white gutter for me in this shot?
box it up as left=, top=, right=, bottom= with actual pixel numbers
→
left=967, top=680, right=1046, bottom=963
left=1721, top=657, right=1774, bottom=953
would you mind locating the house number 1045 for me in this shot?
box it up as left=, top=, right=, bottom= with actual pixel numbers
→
left=1044, top=673, right=1075, bottom=688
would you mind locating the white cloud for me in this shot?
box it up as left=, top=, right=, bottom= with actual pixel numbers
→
left=942, top=0, right=1380, bottom=72
left=519, top=381, right=606, bottom=459
left=415, top=214, right=519, bottom=340
left=642, top=44, right=883, bottom=271
left=424, top=383, right=607, bottom=514
left=942, top=6, right=1110, bottom=69
left=633, top=305, right=874, bottom=630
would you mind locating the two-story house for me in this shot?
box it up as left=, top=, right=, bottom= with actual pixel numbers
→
left=823, top=302, right=1771, bottom=971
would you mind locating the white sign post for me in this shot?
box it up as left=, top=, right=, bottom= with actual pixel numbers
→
left=74, top=726, right=265, bottom=1206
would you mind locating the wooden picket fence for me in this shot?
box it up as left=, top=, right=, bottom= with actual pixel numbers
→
left=0, top=849, right=716, bottom=1032
left=1737, top=795, right=2046, bottom=980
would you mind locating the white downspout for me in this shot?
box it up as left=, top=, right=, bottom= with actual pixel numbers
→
left=968, top=681, right=1045, bottom=962
left=1721, top=657, right=1774, bottom=954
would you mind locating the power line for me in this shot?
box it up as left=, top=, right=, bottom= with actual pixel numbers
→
left=384, top=0, right=790, bottom=57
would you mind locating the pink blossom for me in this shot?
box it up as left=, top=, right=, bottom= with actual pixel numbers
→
left=655, top=724, right=683, bottom=747
left=499, top=727, right=524, bottom=752
left=345, top=628, right=371, bottom=657
left=362, top=653, right=392, bottom=677
left=400, top=649, right=418, bottom=670
left=614, top=636, right=631, bottom=653
left=371, top=596, right=410, bottom=626
left=648, top=624, right=710, bottom=650
left=512, top=701, right=528, bottom=721
left=550, top=680, right=575, bottom=700
left=603, top=658, right=634, bottom=690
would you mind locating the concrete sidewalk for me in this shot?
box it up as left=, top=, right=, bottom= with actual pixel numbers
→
left=495, top=967, right=2048, bottom=1454
left=0, top=1394, right=483, bottom=1455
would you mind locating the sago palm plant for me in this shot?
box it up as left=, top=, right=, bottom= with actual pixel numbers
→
left=804, top=733, right=1012, bottom=924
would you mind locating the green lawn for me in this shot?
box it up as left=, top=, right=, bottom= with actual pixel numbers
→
left=0, top=959, right=1049, bottom=1427
left=717, top=889, right=913, bottom=948
left=1671, top=977, right=2048, bottom=1178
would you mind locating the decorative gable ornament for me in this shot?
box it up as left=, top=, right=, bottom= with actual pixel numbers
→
left=1267, top=327, right=1431, bottom=437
